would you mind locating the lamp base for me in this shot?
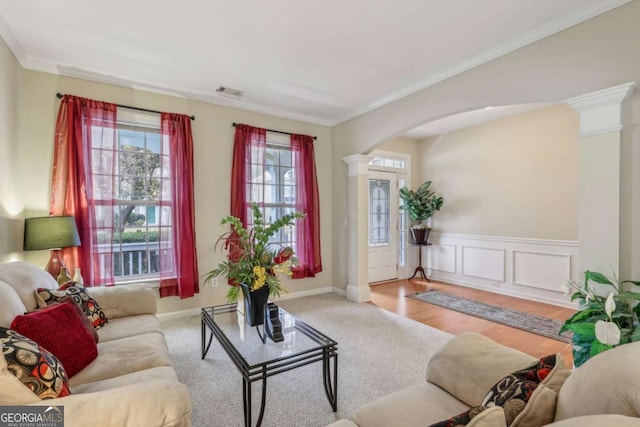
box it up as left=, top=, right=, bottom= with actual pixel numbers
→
left=45, top=249, right=65, bottom=279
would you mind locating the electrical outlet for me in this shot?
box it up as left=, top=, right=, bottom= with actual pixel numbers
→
left=490, top=281, right=500, bottom=288
left=211, top=277, right=219, bottom=287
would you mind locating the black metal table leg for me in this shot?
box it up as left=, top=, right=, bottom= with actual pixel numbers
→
left=243, top=367, right=268, bottom=427
left=201, top=318, right=214, bottom=359
left=322, top=349, right=338, bottom=412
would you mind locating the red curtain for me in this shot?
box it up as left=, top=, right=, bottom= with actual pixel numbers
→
left=50, top=95, right=117, bottom=286
left=291, top=134, right=322, bottom=278
left=230, top=124, right=266, bottom=223
left=158, top=113, right=200, bottom=299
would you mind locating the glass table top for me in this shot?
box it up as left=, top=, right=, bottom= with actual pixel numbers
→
left=202, top=304, right=336, bottom=367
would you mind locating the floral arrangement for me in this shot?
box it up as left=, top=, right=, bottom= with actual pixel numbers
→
left=203, top=205, right=305, bottom=303
left=560, top=270, right=640, bottom=367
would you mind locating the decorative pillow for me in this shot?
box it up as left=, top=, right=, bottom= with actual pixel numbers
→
left=431, top=354, right=567, bottom=427
left=29, top=296, right=99, bottom=343
left=36, top=282, right=108, bottom=329
left=0, top=327, right=71, bottom=399
left=11, top=301, right=98, bottom=378
left=482, top=354, right=566, bottom=427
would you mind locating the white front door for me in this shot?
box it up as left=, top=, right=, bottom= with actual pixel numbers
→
left=368, top=171, right=398, bottom=283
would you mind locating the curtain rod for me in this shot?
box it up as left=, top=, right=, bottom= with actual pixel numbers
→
left=232, top=122, right=317, bottom=140
left=56, top=93, right=195, bottom=121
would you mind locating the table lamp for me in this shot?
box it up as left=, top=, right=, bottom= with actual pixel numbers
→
left=23, top=216, right=81, bottom=278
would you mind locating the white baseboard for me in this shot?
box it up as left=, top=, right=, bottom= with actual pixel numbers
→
left=429, top=272, right=578, bottom=309
left=157, top=287, right=338, bottom=320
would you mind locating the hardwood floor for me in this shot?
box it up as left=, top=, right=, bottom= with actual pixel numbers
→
left=368, top=279, right=576, bottom=364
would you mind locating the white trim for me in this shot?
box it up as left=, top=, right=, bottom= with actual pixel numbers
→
left=428, top=272, right=578, bottom=309
left=428, top=243, right=457, bottom=274
left=512, top=249, right=572, bottom=290
left=342, top=154, right=373, bottom=176
left=332, top=287, right=346, bottom=297
left=426, top=233, right=579, bottom=307
left=579, top=126, right=624, bottom=137
left=563, top=81, right=635, bottom=111
left=346, top=283, right=372, bottom=302
left=430, top=232, right=578, bottom=248
left=157, top=287, right=338, bottom=320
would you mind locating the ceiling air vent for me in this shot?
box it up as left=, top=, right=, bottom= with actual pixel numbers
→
left=215, top=86, right=243, bottom=100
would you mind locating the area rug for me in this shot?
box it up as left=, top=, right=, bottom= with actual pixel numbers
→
left=407, top=290, right=570, bottom=343
left=160, top=293, right=453, bottom=427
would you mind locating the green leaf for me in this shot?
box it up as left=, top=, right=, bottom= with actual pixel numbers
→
left=630, top=328, right=640, bottom=342
left=615, top=292, right=640, bottom=301
left=585, top=271, right=614, bottom=286
left=565, top=308, right=602, bottom=324
left=561, top=323, right=596, bottom=337
left=589, top=340, right=613, bottom=358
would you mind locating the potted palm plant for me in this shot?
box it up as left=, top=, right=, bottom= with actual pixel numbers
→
left=203, top=205, right=305, bottom=326
left=399, top=181, right=444, bottom=243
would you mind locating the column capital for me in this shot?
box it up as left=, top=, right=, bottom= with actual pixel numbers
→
left=564, top=82, right=635, bottom=137
left=342, top=154, right=372, bottom=176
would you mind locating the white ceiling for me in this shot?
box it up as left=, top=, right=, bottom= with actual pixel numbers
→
left=0, top=0, right=629, bottom=127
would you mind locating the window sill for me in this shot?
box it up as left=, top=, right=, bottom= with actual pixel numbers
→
left=114, top=276, right=174, bottom=289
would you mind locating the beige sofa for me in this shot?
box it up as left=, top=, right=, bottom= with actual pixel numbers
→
left=328, top=332, right=640, bottom=427
left=0, top=262, right=192, bottom=427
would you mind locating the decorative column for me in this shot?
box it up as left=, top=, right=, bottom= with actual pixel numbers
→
left=342, top=154, right=372, bottom=302
left=565, top=82, right=634, bottom=276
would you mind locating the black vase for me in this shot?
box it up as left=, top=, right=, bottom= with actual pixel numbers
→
left=242, top=285, right=270, bottom=326
left=410, top=227, right=431, bottom=244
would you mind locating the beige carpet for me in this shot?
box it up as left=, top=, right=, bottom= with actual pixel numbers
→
left=160, top=293, right=453, bottom=427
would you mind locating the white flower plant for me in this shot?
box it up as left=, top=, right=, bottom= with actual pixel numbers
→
left=560, top=270, right=640, bottom=367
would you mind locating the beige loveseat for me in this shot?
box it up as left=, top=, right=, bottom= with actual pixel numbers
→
left=0, top=262, right=192, bottom=427
left=328, top=332, right=640, bottom=427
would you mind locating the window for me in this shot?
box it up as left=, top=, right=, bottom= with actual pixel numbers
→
left=247, top=133, right=298, bottom=253
left=92, top=111, right=171, bottom=281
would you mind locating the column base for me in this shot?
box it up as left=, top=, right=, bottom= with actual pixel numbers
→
left=346, top=283, right=371, bottom=303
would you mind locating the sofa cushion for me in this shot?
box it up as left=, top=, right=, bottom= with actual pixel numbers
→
left=71, top=366, right=178, bottom=394
left=97, top=314, right=162, bottom=343
left=555, top=341, right=640, bottom=421
left=427, top=333, right=537, bottom=407
left=37, top=283, right=108, bottom=329
left=11, top=302, right=98, bottom=378
left=0, top=327, right=70, bottom=400
left=0, top=262, right=58, bottom=310
left=0, top=280, right=27, bottom=328
left=69, top=332, right=172, bottom=386
left=348, top=383, right=470, bottom=427
left=0, top=343, right=44, bottom=404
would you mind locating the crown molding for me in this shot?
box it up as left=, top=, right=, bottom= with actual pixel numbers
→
left=563, top=81, right=635, bottom=111
left=342, top=154, right=372, bottom=176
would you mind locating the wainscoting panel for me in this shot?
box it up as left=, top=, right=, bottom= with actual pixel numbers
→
left=429, top=243, right=456, bottom=274
left=423, top=233, right=579, bottom=308
left=461, top=246, right=505, bottom=282
left=513, top=250, right=571, bottom=292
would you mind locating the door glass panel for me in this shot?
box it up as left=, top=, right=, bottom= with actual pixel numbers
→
left=369, top=179, right=390, bottom=246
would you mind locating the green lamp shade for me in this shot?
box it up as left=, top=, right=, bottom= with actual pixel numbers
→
left=23, top=216, right=81, bottom=250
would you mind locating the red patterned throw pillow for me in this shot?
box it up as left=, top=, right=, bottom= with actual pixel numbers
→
left=37, top=282, right=108, bottom=329
left=11, top=301, right=98, bottom=378
left=0, top=327, right=71, bottom=399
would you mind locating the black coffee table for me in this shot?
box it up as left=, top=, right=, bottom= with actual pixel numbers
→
left=201, top=304, right=338, bottom=427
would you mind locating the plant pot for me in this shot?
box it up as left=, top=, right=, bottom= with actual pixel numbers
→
left=241, top=285, right=270, bottom=326
left=410, top=227, right=431, bottom=244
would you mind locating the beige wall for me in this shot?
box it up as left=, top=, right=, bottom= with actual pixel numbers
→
left=418, top=104, right=579, bottom=240
left=17, top=71, right=334, bottom=313
left=0, top=36, right=23, bottom=262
